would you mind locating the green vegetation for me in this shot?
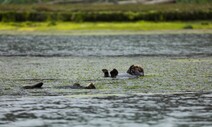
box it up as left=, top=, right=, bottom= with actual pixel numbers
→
left=0, top=4, right=211, bottom=22
left=0, top=0, right=51, bottom=4
left=1, top=56, right=212, bottom=96
left=0, top=21, right=211, bottom=31
left=176, top=0, right=212, bottom=4
left=0, top=3, right=211, bottom=31
left=0, top=0, right=212, bottom=4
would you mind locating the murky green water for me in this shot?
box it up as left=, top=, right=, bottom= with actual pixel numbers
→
left=0, top=56, right=211, bottom=96
left=0, top=34, right=212, bottom=127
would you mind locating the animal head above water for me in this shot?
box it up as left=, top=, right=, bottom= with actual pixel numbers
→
left=127, top=65, right=144, bottom=76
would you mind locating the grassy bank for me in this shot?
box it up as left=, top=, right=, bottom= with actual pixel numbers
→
left=0, top=4, right=211, bottom=22
left=0, top=21, right=211, bottom=33
left=0, top=4, right=211, bottom=33
left=0, top=0, right=212, bottom=4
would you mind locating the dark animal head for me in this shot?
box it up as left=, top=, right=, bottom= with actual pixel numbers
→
left=127, top=65, right=144, bottom=76
left=110, top=68, right=118, bottom=78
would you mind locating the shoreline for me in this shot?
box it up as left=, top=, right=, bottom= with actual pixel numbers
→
left=0, top=29, right=212, bottom=36
left=0, top=21, right=211, bottom=35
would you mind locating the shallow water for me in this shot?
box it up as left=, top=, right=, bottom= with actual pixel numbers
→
left=0, top=33, right=212, bottom=127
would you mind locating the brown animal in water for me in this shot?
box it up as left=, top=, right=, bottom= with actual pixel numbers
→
left=71, top=83, right=96, bottom=89
left=127, top=65, right=144, bottom=76
left=102, top=64, right=144, bottom=78
left=23, top=82, right=96, bottom=89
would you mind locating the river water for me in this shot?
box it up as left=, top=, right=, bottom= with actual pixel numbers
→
left=0, top=92, right=212, bottom=127
left=0, top=33, right=212, bottom=127
left=0, top=34, right=211, bottom=57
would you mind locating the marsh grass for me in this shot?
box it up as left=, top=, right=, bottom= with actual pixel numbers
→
left=0, top=3, right=210, bottom=13
left=0, top=4, right=211, bottom=22
left=0, top=21, right=211, bottom=31
left=0, top=3, right=211, bottom=32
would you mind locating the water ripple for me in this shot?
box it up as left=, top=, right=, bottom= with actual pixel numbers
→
left=0, top=34, right=211, bottom=57
left=0, top=92, right=212, bottom=127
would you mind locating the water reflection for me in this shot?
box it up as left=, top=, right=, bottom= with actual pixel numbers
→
left=0, top=34, right=211, bottom=57
left=0, top=92, right=211, bottom=127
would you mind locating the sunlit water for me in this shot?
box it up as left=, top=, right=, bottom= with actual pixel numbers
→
left=0, top=33, right=212, bottom=127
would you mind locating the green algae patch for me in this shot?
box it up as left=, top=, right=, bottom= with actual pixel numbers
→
left=0, top=21, right=211, bottom=33
left=0, top=56, right=211, bottom=96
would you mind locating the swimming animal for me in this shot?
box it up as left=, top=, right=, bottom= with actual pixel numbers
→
left=23, top=82, right=96, bottom=89
left=70, top=83, right=96, bottom=89
left=102, top=64, right=144, bottom=79
left=23, top=82, right=43, bottom=89
left=127, top=65, right=144, bottom=76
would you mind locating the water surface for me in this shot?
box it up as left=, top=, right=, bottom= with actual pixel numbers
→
left=0, top=34, right=211, bottom=57
left=0, top=92, right=212, bottom=127
left=0, top=33, right=212, bottom=127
